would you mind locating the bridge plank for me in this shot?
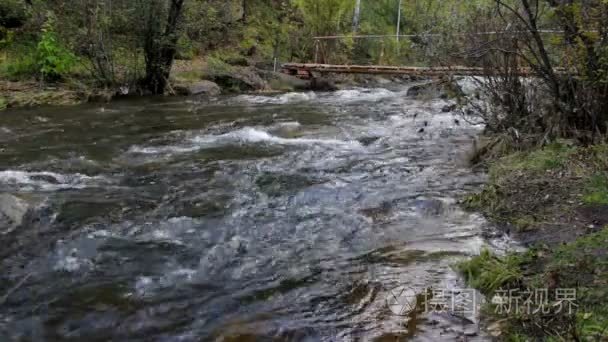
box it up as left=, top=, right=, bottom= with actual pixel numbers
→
left=281, top=63, right=568, bottom=78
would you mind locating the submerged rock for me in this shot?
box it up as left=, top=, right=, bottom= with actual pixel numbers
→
left=414, top=198, right=445, bottom=217
left=357, top=136, right=381, bottom=146
left=442, top=104, right=458, bottom=112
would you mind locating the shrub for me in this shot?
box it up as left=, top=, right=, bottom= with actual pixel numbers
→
left=204, top=56, right=233, bottom=76
left=35, top=18, right=77, bottom=82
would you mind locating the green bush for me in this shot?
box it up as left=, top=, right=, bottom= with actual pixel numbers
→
left=205, top=56, right=233, bottom=76
left=175, top=36, right=196, bottom=60
left=35, top=19, right=77, bottom=82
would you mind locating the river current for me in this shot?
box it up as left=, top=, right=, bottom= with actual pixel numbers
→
left=1, top=84, right=504, bottom=341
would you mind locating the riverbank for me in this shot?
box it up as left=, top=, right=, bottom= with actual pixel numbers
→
left=1, top=57, right=423, bottom=111
left=459, top=138, right=608, bottom=340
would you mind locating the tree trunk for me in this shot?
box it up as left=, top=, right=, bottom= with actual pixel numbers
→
left=353, top=0, right=361, bottom=32
left=144, top=0, right=186, bottom=95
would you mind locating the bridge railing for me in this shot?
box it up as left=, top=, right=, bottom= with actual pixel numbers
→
left=305, top=30, right=580, bottom=69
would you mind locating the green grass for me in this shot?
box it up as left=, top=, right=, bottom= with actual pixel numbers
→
left=457, top=249, right=529, bottom=295
left=173, top=69, right=205, bottom=82
left=0, top=45, right=38, bottom=80
left=461, top=228, right=608, bottom=340
left=545, top=227, right=608, bottom=340
left=583, top=173, right=608, bottom=205
left=489, top=142, right=574, bottom=182
left=204, top=56, right=234, bottom=77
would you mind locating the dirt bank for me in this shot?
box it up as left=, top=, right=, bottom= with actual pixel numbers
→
left=460, top=140, right=608, bottom=340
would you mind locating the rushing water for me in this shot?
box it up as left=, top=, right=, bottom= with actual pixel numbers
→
left=1, top=84, right=503, bottom=341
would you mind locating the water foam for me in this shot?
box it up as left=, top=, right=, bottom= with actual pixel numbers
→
left=237, top=92, right=317, bottom=104
left=0, top=170, right=108, bottom=190
left=127, top=145, right=200, bottom=155
left=332, top=88, right=395, bottom=102
left=192, top=127, right=361, bottom=148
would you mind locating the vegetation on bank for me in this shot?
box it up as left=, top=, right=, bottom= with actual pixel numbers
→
left=459, top=142, right=608, bottom=340
left=1, top=0, right=567, bottom=109
left=458, top=228, right=608, bottom=340
left=453, top=2, right=607, bottom=337
left=1, top=0, right=607, bottom=339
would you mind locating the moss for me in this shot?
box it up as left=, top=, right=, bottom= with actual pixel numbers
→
left=0, top=97, right=6, bottom=110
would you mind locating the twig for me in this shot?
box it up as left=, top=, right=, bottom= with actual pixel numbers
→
left=0, top=273, right=33, bottom=306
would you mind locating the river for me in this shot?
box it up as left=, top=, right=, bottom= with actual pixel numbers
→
left=1, top=84, right=505, bottom=341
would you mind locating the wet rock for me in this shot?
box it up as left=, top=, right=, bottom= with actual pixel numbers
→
left=414, top=198, right=445, bottom=216
left=174, top=80, right=221, bottom=96
left=0, top=194, right=31, bottom=235
left=56, top=200, right=123, bottom=226
left=29, top=174, right=60, bottom=184
left=442, top=104, right=458, bottom=112
left=357, top=136, right=381, bottom=146
left=464, top=327, right=479, bottom=337
left=88, top=90, right=113, bottom=103
left=256, top=172, right=319, bottom=197
left=174, top=195, right=231, bottom=218
left=360, top=201, right=392, bottom=221
left=263, top=71, right=311, bottom=91
left=310, top=77, right=338, bottom=91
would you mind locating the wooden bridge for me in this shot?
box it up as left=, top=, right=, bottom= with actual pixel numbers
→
left=281, top=63, right=538, bottom=79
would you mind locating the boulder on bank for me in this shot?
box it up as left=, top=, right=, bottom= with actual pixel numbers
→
left=209, top=67, right=267, bottom=92
left=260, top=71, right=311, bottom=91
left=174, top=80, right=221, bottom=96
left=310, top=77, right=338, bottom=91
